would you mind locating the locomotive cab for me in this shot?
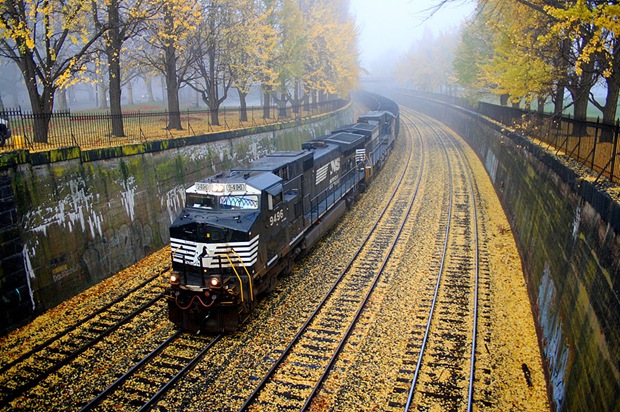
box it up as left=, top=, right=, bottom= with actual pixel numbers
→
left=166, top=94, right=400, bottom=334
left=168, top=172, right=281, bottom=332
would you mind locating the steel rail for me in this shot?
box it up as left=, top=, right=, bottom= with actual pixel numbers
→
left=403, top=111, right=481, bottom=411
left=79, top=330, right=183, bottom=411
left=238, top=115, right=416, bottom=412
left=138, top=334, right=223, bottom=412
left=0, top=270, right=164, bottom=377
left=300, top=116, right=425, bottom=411
left=0, top=292, right=165, bottom=409
left=454, top=134, right=481, bottom=412
left=403, top=113, right=455, bottom=411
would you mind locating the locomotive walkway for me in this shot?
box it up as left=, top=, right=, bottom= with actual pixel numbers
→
left=0, top=107, right=549, bottom=411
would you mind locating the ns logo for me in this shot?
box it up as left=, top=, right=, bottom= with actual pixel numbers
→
left=316, top=158, right=341, bottom=185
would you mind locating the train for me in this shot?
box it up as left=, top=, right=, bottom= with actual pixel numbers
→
left=166, top=94, right=400, bottom=333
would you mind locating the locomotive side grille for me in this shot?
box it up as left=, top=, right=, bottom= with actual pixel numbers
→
left=171, top=235, right=260, bottom=268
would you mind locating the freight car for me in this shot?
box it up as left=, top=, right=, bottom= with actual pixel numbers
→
left=166, top=97, right=399, bottom=333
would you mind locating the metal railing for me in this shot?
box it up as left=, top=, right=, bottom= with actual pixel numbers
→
left=408, top=91, right=620, bottom=184
left=476, top=101, right=620, bottom=183
left=0, top=99, right=347, bottom=153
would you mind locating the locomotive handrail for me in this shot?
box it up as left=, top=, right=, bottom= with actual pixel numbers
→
left=230, top=249, right=254, bottom=302
left=225, top=254, right=246, bottom=304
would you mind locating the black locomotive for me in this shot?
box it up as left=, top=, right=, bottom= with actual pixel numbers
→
left=166, top=96, right=399, bottom=333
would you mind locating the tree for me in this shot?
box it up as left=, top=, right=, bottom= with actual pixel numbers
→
left=227, top=1, right=278, bottom=122
left=394, top=29, right=461, bottom=94
left=301, top=0, right=360, bottom=103
left=185, top=0, right=246, bottom=126
left=269, top=0, right=306, bottom=117
left=93, top=0, right=153, bottom=137
left=137, top=0, right=200, bottom=129
left=449, top=0, right=620, bottom=125
left=0, top=0, right=106, bottom=142
left=477, top=0, right=557, bottom=108
left=545, top=1, right=620, bottom=133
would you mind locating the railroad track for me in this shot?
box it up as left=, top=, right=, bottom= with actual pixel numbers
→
left=80, top=331, right=222, bottom=412
left=0, top=269, right=167, bottom=409
left=390, top=110, right=485, bottom=411
left=0, top=105, right=542, bottom=411
left=237, top=117, right=425, bottom=411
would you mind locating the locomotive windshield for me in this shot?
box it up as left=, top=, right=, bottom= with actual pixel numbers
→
left=186, top=193, right=259, bottom=210
left=187, top=194, right=216, bottom=209
left=219, top=194, right=259, bottom=210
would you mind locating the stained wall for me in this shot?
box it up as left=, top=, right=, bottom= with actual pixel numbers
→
left=0, top=105, right=353, bottom=333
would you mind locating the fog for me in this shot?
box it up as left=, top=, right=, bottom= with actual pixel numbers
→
left=349, top=0, right=476, bottom=76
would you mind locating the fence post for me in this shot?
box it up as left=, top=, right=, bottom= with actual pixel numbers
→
left=592, top=117, right=599, bottom=170
left=577, top=118, right=585, bottom=161
left=611, top=120, right=620, bottom=183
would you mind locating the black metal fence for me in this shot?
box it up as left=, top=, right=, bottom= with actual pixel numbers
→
left=0, top=99, right=347, bottom=153
left=477, top=101, right=620, bottom=184
left=409, top=91, right=620, bottom=184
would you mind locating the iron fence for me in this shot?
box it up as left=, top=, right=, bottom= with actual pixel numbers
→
left=0, top=99, right=347, bottom=153
left=404, top=91, right=620, bottom=184
left=477, top=101, right=620, bottom=184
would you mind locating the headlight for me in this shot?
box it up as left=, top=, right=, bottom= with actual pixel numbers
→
left=170, top=274, right=180, bottom=285
left=209, top=275, right=222, bottom=288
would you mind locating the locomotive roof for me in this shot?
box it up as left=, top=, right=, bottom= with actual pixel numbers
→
left=332, top=122, right=377, bottom=138
left=359, top=110, right=396, bottom=122
left=243, top=150, right=310, bottom=172
left=325, top=132, right=366, bottom=149
left=195, top=170, right=282, bottom=192
left=304, top=132, right=366, bottom=153
left=301, top=140, right=337, bottom=160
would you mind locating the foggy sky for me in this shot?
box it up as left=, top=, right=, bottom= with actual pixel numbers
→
left=349, top=0, right=475, bottom=74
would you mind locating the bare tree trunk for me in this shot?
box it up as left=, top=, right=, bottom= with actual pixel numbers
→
left=19, top=49, right=54, bottom=142
left=164, top=4, right=182, bottom=130
left=106, top=0, right=125, bottom=137
left=145, top=77, right=155, bottom=102
left=570, top=87, right=590, bottom=136
left=600, top=75, right=619, bottom=142
left=553, top=85, right=565, bottom=116
left=263, top=91, right=271, bottom=119
left=238, top=89, right=248, bottom=122
left=210, top=108, right=220, bottom=125
left=57, top=89, right=68, bottom=111
left=127, top=81, right=135, bottom=106
left=274, top=92, right=287, bottom=117
left=537, top=96, right=545, bottom=113
left=98, top=83, right=109, bottom=110
left=293, top=83, right=300, bottom=114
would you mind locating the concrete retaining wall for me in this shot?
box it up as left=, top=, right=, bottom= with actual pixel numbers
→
left=396, top=93, right=619, bottom=411
left=0, top=105, right=353, bottom=333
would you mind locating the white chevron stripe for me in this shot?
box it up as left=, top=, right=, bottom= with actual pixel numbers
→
left=171, top=235, right=259, bottom=269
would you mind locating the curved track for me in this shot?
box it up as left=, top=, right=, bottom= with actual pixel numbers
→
left=0, top=105, right=538, bottom=411
left=238, top=117, right=424, bottom=411
left=399, top=110, right=484, bottom=411
left=0, top=270, right=167, bottom=409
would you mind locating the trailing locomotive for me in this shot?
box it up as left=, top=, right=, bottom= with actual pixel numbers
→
left=166, top=98, right=399, bottom=333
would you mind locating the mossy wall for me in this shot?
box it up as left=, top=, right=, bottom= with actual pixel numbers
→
left=0, top=106, right=353, bottom=333
left=396, top=93, right=619, bottom=412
